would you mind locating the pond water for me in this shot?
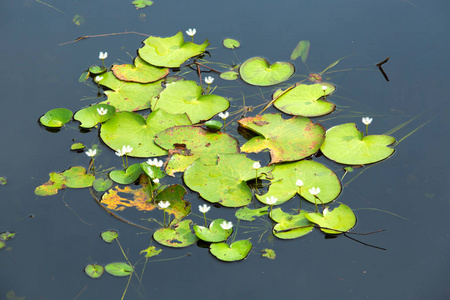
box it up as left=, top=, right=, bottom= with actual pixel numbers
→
left=1, top=0, right=450, bottom=299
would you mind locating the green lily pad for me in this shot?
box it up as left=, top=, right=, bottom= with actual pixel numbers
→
left=140, top=246, right=162, bottom=258
left=39, top=108, right=73, bottom=128
left=152, top=80, right=230, bottom=124
left=291, top=40, right=310, bottom=62
left=93, top=178, right=113, bottom=192
left=183, top=154, right=274, bottom=207
left=0, top=177, right=7, bottom=185
left=261, top=248, right=276, bottom=259
left=111, top=56, right=169, bottom=83
left=109, top=163, right=142, bottom=184
left=204, top=120, right=223, bottom=131
left=104, top=262, right=133, bottom=277
left=138, top=31, right=209, bottom=68
left=70, top=143, right=85, bottom=151
left=97, top=71, right=164, bottom=112
left=140, top=162, right=165, bottom=180
left=84, top=264, right=104, bottom=279
left=132, top=0, right=153, bottom=9
left=238, top=113, right=326, bottom=164
left=239, top=57, right=294, bottom=86
left=270, top=208, right=314, bottom=239
left=193, top=219, right=233, bottom=243
left=0, top=231, right=15, bottom=241
left=235, top=206, right=268, bottom=221
left=101, top=230, right=118, bottom=243
left=74, top=104, right=116, bottom=129
left=273, top=83, right=336, bottom=117
left=155, top=125, right=239, bottom=176
left=100, top=109, right=191, bottom=157
left=257, top=160, right=341, bottom=205
left=320, top=123, right=396, bottom=165
left=35, top=166, right=95, bottom=196
left=305, top=203, right=357, bottom=234
left=210, top=240, right=252, bottom=262
left=220, top=71, right=239, bottom=80
left=154, top=185, right=191, bottom=221
left=153, top=219, right=199, bottom=248
left=89, top=65, right=106, bottom=75
left=223, top=38, right=240, bottom=49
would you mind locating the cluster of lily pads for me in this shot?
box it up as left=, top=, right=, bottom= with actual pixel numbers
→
left=36, top=30, right=396, bottom=266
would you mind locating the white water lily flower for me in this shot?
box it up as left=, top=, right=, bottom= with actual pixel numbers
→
left=199, top=204, right=211, bottom=214
left=220, top=221, right=233, bottom=230
left=96, top=107, right=108, bottom=115
left=99, top=52, right=108, bottom=59
left=94, top=76, right=103, bottom=83
left=218, top=111, right=229, bottom=119
left=253, top=162, right=261, bottom=169
left=204, top=76, right=214, bottom=84
left=309, top=187, right=321, bottom=196
left=322, top=85, right=328, bottom=91
left=266, top=196, right=277, bottom=205
left=362, top=117, right=373, bottom=125
left=115, top=149, right=124, bottom=157
left=147, top=158, right=163, bottom=167
left=186, top=28, right=196, bottom=37
left=85, top=149, right=97, bottom=157
left=153, top=178, right=160, bottom=184
left=296, top=179, right=304, bottom=187
left=122, top=145, right=133, bottom=154
left=158, top=201, right=170, bottom=209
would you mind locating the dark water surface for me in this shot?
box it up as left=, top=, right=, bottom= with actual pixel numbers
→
left=1, top=0, right=450, bottom=299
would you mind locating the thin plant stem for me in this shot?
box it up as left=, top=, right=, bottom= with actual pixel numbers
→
left=365, top=124, right=369, bottom=136
left=125, top=154, right=129, bottom=169
left=163, top=209, right=166, bottom=227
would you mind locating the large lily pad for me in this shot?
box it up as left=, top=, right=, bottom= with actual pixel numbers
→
left=152, top=80, right=230, bottom=124
left=305, top=203, right=357, bottom=234
left=320, top=123, right=396, bottom=165
left=183, top=154, right=274, bottom=207
left=153, top=219, right=199, bottom=248
left=256, top=160, right=341, bottom=205
left=239, top=57, right=294, bottom=86
left=35, top=166, right=95, bottom=196
left=100, top=109, right=191, bottom=157
left=111, top=56, right=169, bottom=83
left=193, top=219, right=232, bottom=243
left=235, top=206, right=268, bottom=221
left=270, top=208, right=314, bottom=239
left=273, top=83, right=336, bottom=117
left=138, top=32, right=209, bottom=68
left=210, top=240, right=252, bottom=262
left=238, top=113, right=325, bottom=164
left=98, top=71, right=164, bottom=112
left=74, top=104, right=115, bottom=129
left=39, top=108, right=73, bottom=128
left=155, top=125, right=239, bottom=176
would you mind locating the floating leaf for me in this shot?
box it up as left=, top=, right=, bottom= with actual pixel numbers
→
left=111, top=56, right=168, bottom=83
left=305, top=203, right=356, bottom=234
left=93, top=178, right=113, bottom=192
left=104, top=262, right=133, bottom=277
left=184, top=154, right=274, bottom=207
left=204, top=120, right=223, bottom=131
left=0, top=232, right=15, bottom=242
left=132, top=0, right=153, bottom=9
left=223, top=38, right=240, bottom=49
left=257, top=160, right=341, bottom=205
left=109, top=163, right=142, bottom=184
left=239, top=57, right=294, bottom=86
left=101, top=230, right=118, bottom=243
left=155, top=125, right=239, bottom=176
left=261, top=248, right=276, bottom=259
left=235, top=207, right=268, bottom=221
left=100, top=109, right=191, bottom=157
left=35, top=166, right=95, bottom=196
left=210, top=240, right=252, bottom=262
left=270, top=208, right=314, bottom=239
left=139, top=32, right=209, bottom=68
left=220, top=71, right=239, bottom=80
left=193, top=219, right=232, bottom=243
left=238, top=113, right=325, bottom=164
left=72, top=14, right=85, bottom=26
left=79, top=71, right=90, bottom=83
left=39, top=108, right=73, bottom=128
left=154, top=185, right=191, bottom=221
left=153, top=219, right=198, bottom=248
left=98, top=72, right=164, bottom=112
left=273, top=83, right=336, bottom=117
left=88, top=65, right=106, bottom=75
left=0, top=177, right=7, bottom=186
left=140, top=246, right=162, bottom=258
left=320, top=123, right=396, bottom=165
left=84, top=264, right=104, bottom=279
left=140, top=162, right=165, bottom=180
left=70, top=143, right=85, bottom=151
left=153, top=80, right=230, bottom=124
left=74, top=104, right=115, bottom=129
left=291, top=40, right=310, bottom=62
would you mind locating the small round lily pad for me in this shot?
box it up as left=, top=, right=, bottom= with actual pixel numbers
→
left=39, top=108, right=73, bottom=128
left=239, top=57, right=294, bottom=86
left=210, top=240, right=252, bottom=262
left=223, top=38, right=240, bottom=49
left=104, top=262, right=133, bottom=277
left=84, top=264, right=104, bottom=279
